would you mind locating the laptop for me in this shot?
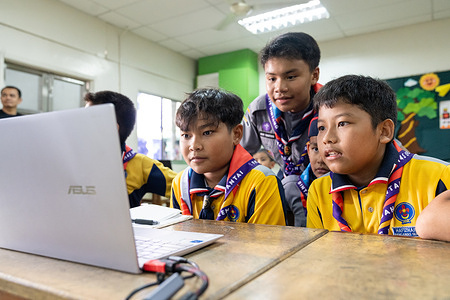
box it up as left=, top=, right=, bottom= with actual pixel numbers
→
left=0, top=104, right=222, bottom=274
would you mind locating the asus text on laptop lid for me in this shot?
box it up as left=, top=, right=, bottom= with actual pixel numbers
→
left=0, top=105, right=222, bottom=273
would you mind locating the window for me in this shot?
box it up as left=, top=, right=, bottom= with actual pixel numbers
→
left=136, top=92, right=181, bottom=161
left=4, top=62, right=89, bottom=114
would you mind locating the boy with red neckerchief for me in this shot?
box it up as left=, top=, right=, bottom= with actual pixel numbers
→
left=170, top=88, right=287, bottom=225
left=307, top=75, right=450, bottom=239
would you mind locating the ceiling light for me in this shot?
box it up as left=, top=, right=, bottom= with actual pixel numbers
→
left=238, top=0, right=329, bottom=34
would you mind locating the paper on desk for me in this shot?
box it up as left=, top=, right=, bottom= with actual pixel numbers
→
left=129, top=204, right=192, bottom=228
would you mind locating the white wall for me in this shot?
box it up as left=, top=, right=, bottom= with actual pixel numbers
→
left=259, top=17, right=450, bottom=92
left=0, top=0, right=196, bottom=151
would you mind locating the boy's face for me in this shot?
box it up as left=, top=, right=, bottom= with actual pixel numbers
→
left=307, top=136, right=329, bottom=177
left=180, top=116, right=242, bottom=186
left=253, top=152, right=275, bottom=169
left=264, top=57, right=319, bottom=113
left=317, top=101, right=393, bottom=187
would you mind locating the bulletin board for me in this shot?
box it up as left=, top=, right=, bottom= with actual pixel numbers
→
left=385, top=70, right=450, bottom=162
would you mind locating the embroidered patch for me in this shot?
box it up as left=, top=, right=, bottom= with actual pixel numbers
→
left=228, top=205, right=240, bottom=222
left=262, top=122, right=272, bottom=131
left=394, top=202, right=415, bottom=224
left=392, top=226, right=418, bottom=237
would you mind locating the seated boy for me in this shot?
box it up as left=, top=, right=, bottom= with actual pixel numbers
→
left=307, top=75, right=450, bottom=239
left=85, top=91, right=177, bottom=208
left=284, top=114, right=330, bottom=227
left=170, top=88, right=287, bottom=225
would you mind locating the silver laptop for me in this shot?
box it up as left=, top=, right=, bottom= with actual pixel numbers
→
left=0, top=104, right=222, bottom=273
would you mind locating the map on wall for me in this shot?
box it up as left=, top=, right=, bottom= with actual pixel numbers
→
left=386, top=71, right=450, bottom=162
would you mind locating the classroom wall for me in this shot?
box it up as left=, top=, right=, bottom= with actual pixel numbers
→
left=258, top=18, right=450, bottom=93
left=0, top=0, right=196, bottom=152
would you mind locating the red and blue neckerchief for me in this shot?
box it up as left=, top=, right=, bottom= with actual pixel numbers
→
left=265, top=84, right=321, bottom=176
left=122, top=145, right=137, bottom=178
left=180, top=144, right=258, bottom=221
left=331, top=141, right=413, bottom=234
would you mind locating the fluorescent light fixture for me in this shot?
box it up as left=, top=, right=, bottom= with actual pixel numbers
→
left=238, top=0, right=329, bottom=34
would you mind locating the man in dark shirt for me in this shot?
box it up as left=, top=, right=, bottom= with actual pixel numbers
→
left=0, top=86, right=22, bottom=118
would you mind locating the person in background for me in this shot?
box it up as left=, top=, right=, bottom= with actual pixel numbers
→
left=252, top=149, right=285, bottom=179
left=171, top=88, right=288, bottom=225
left=283, top=114, right=330, bottom=226
left=0, top=86, right=23, bottom=118
left=307, top=75, right=450, bottom=240
left=85, top=91, right=177, bottom=208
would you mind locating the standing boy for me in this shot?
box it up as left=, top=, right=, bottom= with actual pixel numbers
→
left=171, top=88, right=287, bottom=225
left=85, top=91, right=177, bottom=208
left=1, top=86, right=22, bottom=118
left=307, top=75, right=450, bottom=239
left=240, top=32, right=321, bottom=177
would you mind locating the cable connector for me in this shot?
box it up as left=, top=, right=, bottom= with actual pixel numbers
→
left=142, top=259, right=179, bottom=273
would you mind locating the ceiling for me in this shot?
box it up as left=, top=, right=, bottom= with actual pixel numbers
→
left=57, top=0, right=450, bottom=60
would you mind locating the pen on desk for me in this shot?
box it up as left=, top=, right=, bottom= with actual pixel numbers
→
left=132, top=219, right=159, bottom=225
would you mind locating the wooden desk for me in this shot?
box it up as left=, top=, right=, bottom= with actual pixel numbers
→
left=0, top=220, right=326, bottom=299
left=227, top=231, right=450, bottom=299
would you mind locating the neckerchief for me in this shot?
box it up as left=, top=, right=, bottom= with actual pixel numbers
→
left=296, top=164, right=315, bottom=213
left=331, top=141, right=413, bottom=234
left=193, top=176, right=226, bottom=220
left=122, top=145, right=137, bottom=178
left=180, top=144, right=258, bottom=221
left=265, top=84, right=321, bottom=176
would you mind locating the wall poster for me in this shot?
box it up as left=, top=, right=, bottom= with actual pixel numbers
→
left=385, top=71, right=450, bottom=162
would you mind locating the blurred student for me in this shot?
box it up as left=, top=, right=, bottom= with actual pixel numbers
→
left=85, top=91, right=177, bottom=208
left=253, top=149, right=284, bottom=179
left=1, top=86, right=22, bottom=118
left=170, top=88, right=287, bottom=225
left=283, top=114, right=330, bottom=226
left=307, top=75, right=450, bottom=240
left=416, top=189, right=450, bottom=242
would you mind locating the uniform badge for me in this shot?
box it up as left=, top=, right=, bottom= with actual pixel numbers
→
left=394, top=202, right=415, bottom=224
left=228, top=205, right=240, bottom=222
left=262, top=122, right=271, bottom=132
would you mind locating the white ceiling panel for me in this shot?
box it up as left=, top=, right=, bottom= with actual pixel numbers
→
left=56, top=0, right=450, bottom=59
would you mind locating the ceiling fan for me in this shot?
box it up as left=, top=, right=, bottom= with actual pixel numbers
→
left=215, top=0, right=309, bottom=31
left=215, top=0, right=253, bottom=31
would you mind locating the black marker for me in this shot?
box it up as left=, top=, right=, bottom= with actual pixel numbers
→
left=132, top=219, right=159, bottom=225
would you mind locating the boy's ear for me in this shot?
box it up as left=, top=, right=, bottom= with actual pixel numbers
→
left=232, top=124, right=243, bottom=145
left=311, top=67, right=320, bottom=85
left=379, top=119, right=395, bottom=144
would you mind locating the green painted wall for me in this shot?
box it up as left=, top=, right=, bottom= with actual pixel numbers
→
left=198, top=49, right=259, bottom=110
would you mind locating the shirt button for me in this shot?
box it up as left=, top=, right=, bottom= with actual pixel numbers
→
left=211, top=205, right=215, bottom=210
left=368, top=207, right=374, bottom=213
left=361, top=190, right=367, bottom=194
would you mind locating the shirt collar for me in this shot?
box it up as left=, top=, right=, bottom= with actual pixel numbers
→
left=189, top=170, right=227, bottom=196
left=330, top=142, right=398, bottom=193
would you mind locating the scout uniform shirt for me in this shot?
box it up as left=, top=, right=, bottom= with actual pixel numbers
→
left=123, top=145, right=177, bottom=208
left=307, top=142, right=450, bottom=237
left=170, top=145, right=287, bottom=225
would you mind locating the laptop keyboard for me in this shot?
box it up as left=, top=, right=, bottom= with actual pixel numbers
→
left=135, top=236, right=200, bottom=260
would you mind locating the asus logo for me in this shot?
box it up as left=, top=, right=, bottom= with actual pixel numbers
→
left=68, top=185, right=96, bottom=195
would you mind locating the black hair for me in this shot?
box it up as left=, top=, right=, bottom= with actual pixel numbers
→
left=84, top=91, right=136, bottom=145
left=260, top=32, right=321, bottom=72
left=176, top=88, right=244, bottom=132
left=313, top=75, right=397, bottom=129
left=1, top=86, right=22, bottom=98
